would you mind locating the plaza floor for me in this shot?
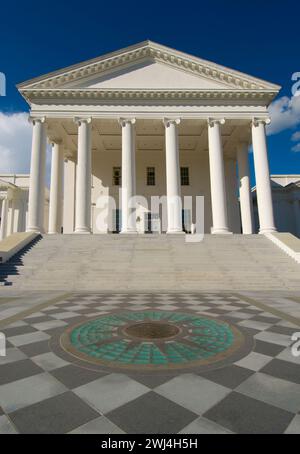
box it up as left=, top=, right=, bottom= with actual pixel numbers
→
left=0, top=291, right=300, bottom=434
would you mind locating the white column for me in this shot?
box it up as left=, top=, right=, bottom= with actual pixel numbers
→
left=225, top=158, right=241, bottom=233
left=6, top=197, right=14, bottom=237
left=252, top=118, right=276, bottom=234
left=208, top=119, right=230, bottom=234
left=74, top=118, right=92, bottom=233
left=119, top=118, right=137, bottom=234
left=164, top=118, right=183, bottom=234
left=48, top=140, right=64, bottom=234
left=293, top=199, right=300, bottom=237
left=27, top=117, right=47, bottom=232
left=0, top=197, right=8, bottom=240
left=63, top=158, right=76, bottom=234
left=13, top=197, right=23, bottom=233
left=237, top=142, right=254, bottom=234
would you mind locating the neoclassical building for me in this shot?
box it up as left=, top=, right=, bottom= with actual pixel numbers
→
left=17, top=41, right=280, bottom=235
left=0, top=174, right=49, bottom=240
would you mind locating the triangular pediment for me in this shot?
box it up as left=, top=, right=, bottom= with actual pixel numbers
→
left=17, top=41, right=280, bottom=105
left=64, top=60, right=231, bottom=90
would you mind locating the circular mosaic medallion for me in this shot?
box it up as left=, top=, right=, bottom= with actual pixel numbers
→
left=59, top=311, right=252, bottom=373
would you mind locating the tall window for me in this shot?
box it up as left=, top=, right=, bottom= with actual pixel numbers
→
left=113, top=167, right=121, bottom=186
left=181, top=167, right=190, bottom=186
left=147, top=167, right=155, bottom=186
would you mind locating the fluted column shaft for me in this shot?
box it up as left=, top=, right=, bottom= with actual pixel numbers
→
left=164, top=119, right=183, bottom=233
left=27, top=117, right=47, bottom=232
left=208, top=119, right=230, bottom=234
left=74, top=118, right=92, bottom=234
left=0, top=197, right=8, bottom=240
left=120, top=119, right=137, bottom=234
left=237, top=142, right=254, bottom=234
left=252, top=119, right=276, bottom=234
left=48, top=141, right=64, bottom=234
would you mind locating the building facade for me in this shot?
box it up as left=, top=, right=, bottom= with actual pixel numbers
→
left=17, top=41, right=281, bottom=236
left=253, top=175, right=300, bottom=238
left=0, top=174, right=49, bottom=240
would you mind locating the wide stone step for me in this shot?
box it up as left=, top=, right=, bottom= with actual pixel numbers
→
left=1, top=234, right=299, bottom=291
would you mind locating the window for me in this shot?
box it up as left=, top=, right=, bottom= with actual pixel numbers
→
left=147, top=167, right=155, bottom=186
left=113, top=167, right=121, bottom=186
left=112, top=209, right=122, bottom=233
left=181, top=167, right=190, bottom=186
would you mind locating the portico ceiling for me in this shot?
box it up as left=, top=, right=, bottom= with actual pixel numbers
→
left=47, top=118, right=250, bottom=159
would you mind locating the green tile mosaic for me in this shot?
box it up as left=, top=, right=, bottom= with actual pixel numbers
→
left=61, top=311, right=246, bottom=371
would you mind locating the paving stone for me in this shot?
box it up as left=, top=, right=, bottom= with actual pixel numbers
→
left=204, top=391, right=294, bottom=434
left=10, top=392, right=99, bottom=434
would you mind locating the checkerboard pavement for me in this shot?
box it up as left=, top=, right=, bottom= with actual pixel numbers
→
left=0, top=293, right=300, bottom=434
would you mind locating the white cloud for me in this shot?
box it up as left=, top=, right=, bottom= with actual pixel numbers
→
left=267, top=95, right=300, bottom=135
left=292, top=143, right=300, bottom=152
left=0, top=112, right=51, bottom=184
left=291, top=131, right=300, bottom=141
left=0, top=112, right=32, bottom=174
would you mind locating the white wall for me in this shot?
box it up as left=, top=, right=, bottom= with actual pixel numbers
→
left=88, top=150, right=215, bottom=233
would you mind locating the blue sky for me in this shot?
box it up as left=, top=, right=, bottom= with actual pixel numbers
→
left=0, top=0, right=299, bottom=182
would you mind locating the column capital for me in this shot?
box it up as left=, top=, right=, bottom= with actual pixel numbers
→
left=118, top=118, right=136, bottom=127
left=48, top=138, right=63, bottom=146
left=28, top=116, right=46, bottom=126
left=74, top=117, right=92, bottom=126
left=207, top=118, right=225, bottom=128
left=64, top=151, right=73, bottom=161
left=252, top=117, right=271, bottom=127
left=163, top=118, right=181, bottom=128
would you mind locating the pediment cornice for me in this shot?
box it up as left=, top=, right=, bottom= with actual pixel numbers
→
left=17, top=41, right=281, bottom=97
left=20, top=88, right=277, bottom=104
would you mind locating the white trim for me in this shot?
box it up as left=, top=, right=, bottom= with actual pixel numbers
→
left=265, top=233, right=300, bottom=264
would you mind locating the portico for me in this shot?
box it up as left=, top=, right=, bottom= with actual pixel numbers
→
left=17, top=41, right=280, bottom=236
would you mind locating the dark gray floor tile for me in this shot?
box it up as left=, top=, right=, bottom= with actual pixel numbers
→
left=253, top=340, right=285, bottom=357
left=42, top=326, right=68, bottom=337
left=266, top=325, right=298, bottom=336
left=204, top=391, right=294, bottom=434
left=3, top=325, right=38, bottom=337
left=9, top=391, right=99, bottom=434
left=51, top=364, right=107, bottom=389
left=74, top=308, right=98, bottom=315
left=227, top=302, right=250, bottom=308
left=261, top=359, right=300, bottom=385
left=207, top=308, right=232, bottom=315
left=18, top=340, right=51, bottom=357
left=23, top=316, right=55, bottom=324
left=0, top=359, right=44, bottom=385
left=107, top=391, right=198, bottom=434
left=199, top=365, right=255, bottom=389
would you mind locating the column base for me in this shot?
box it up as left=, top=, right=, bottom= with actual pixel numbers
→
left=120, top=230, right=138, bottom=234
left=48, top=231, right=60, bottom=235
left=259, top=228, right=277, bottom=234
left=167, top=230, right=185, bottom=235
left=211, top=228, right=233, bottom=235
left=27, top=227, right=42, bottom=233
left=74, top=229, right=91, bottom=234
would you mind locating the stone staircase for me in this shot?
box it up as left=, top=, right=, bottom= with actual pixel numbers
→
left=0, top=234, right=299, bottom=291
